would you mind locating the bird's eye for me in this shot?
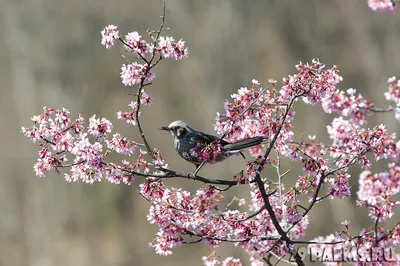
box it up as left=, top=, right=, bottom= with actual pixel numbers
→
left=177, top=127, right=187, bottom=137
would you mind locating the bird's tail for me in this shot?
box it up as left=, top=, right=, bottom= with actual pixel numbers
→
left=223, top=136, right=265, bottom=151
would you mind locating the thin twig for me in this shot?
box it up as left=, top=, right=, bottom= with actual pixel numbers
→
left=252, top=94, right=305, bottom=265
left=363, top=106, right=394, bottom=113
left=374, top=213, right=381, bottom=244
left=118, top=37, right=149, bottom=64
left=132, top=3, right=168, bottom=159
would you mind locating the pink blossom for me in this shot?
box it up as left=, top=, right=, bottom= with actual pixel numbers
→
left=368, top=0, right=397, bottom=12
left=222, top=257, right=242, bottom=266
left=124, top=31, right=153, bottom=55
left=280, top=60, right=342, bottom=105
left=202, top=255, right=220, bottom=266
left=101, top=25, right=119, bottom=49
left=106, top=133, right=136, bottom=155
left=384, top=76, right=400, bottom=120
left=120, top=63, right=155, bottom=86
left=191, top=141, right=223, bottom=165
left=328, top=172, right=351, bottom=199
left=158, top=37, right=188, bottom=60
left=117, top=101, right=139, bottom=125
left=140, top=90, right=152, bottom=106
left=385, top=77, right=400, bottom=103
left=54, top=107, right=71, bottom=129
left=322, top=88, right=372, bottom=125
left=152, top=149, right=166, bottom=167
left=88, top=115, right=112, bottom=141
left=357, top=164, right=400, bottom=221
left=104, top=166, right=131, bottom=184
left=328, top=118, right=398, bottom=168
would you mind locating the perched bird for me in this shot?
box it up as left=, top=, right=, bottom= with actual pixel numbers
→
left=159, top=120, right=264, bottom=170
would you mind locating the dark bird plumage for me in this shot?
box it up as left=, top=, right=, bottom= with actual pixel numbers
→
left=159, top=120, right=265, bottom=167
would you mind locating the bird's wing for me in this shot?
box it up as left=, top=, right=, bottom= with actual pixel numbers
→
left=200, top=132, right=230, bottom=145
left=223, top=136, right=264, bottom=151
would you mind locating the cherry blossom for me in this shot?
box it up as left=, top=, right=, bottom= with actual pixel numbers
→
left=120, top=62, right=155, bottom=86
left=101, top=25, right=119, bottom=49
left=157, top=37, right=188, bottom=60
left=322, top=88, right=372, bottom=125
left=368, top=0, right=397, bottom=12
left=88, top=115, right=112, bottom=141
left=106, top=133, right=136, bottom=155
left=357, top=164, right=400, bottom=221
left=117, top=101, right=139, bottom=125
left=124, top=31, right=153, bottom=55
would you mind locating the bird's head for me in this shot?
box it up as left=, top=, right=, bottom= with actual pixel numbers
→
left=159, top=120, right=195, bottom=139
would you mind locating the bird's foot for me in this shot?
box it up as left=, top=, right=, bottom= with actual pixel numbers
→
left=190, top=162, right=205, bottom=177
left=188, top=172, right=196, bottom=178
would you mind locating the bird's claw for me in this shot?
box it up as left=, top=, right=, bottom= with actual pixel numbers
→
left=188, top=172, right=197, bottom=178
left=191, top=162, right=205, bottom=177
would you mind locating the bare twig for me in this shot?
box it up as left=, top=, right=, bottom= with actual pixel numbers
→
left=362, top=106, right=394, bottom=113
left=374, top=212, right=381, bottom=244
left=222, top=189, right=277, bottom=222
left=273, top=151, right=286, bottom=222
left=223, top=205, right=266, bottom=222
left=132, top=4, right=168, bottom=159
left=131, top=165, right=248, bottom=186
left=40, top=136, right=56, bottom=145
left=57, top=160, right=86, bottom=168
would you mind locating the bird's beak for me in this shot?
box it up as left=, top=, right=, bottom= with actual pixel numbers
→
left=159, top=126, right=171, bottom=131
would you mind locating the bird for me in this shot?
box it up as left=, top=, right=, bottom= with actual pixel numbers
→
left=159, top=120, right=265, bottom=172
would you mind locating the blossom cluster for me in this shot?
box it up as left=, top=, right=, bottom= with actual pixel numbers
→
left=385, top=77, right=400, bottom=105
left=280, top=60, right=342, bottom=105
left=116, top=91, right=153, bottom=125
left=384, top=76, right=400, bottom=120
left=142, top=180, right=308, bottom=263
left=101, top=25, right=188, bottom=60
left=21, top=107, right=153, bottom=184
left=101, top=25, right=188, bottom=86
left=120, top=62, right=156, bottom=86
left=357, top=164, right=400, bottom=221
left=327, top=119, right=399, bottom=168
left=117, top=101, right=139, bottom=125
left=322, top=88, right=372, bottom=125
left=100, top=25, right=119, bottom=49
left=368, top=0, right=397, bottom=12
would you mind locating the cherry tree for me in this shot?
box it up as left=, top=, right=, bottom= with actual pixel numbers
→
left=21, top=3, right=400, bottom=266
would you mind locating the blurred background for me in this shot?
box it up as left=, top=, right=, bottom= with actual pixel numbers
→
left=1, top=0, right=400, bottom=265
